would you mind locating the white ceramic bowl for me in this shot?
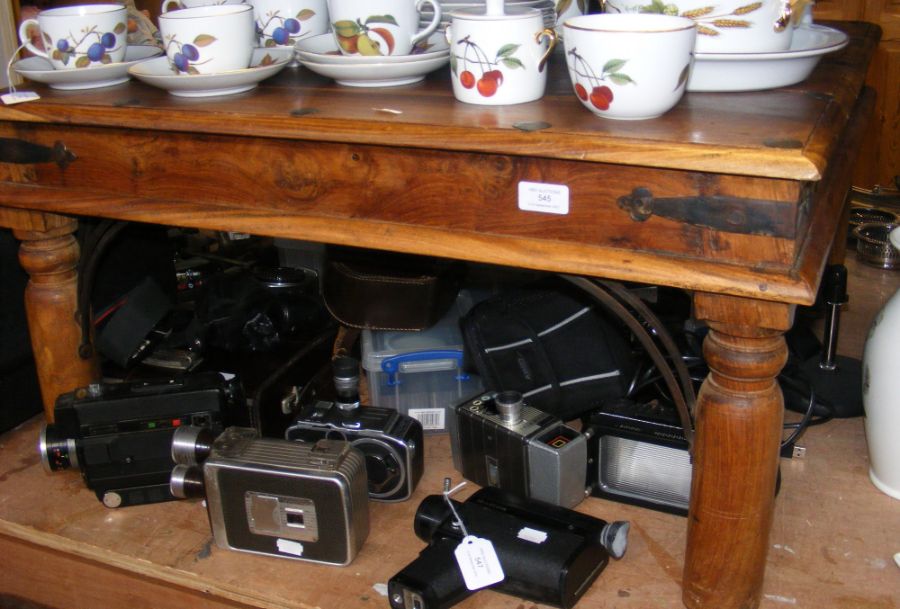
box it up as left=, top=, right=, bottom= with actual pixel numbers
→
left=563, top=13, right=695, bottom=120
left=603, top=0, right=794, bottom=53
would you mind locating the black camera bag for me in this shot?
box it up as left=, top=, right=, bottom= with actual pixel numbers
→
left=460, top=284, right=634, bottom=421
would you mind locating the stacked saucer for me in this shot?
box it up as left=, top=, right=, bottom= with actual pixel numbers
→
left=421, top=0, right=558, bottom=31
left=13, top=46, right=163, bottom=90
left=128, top=47, right=293, bottom=97
left=294, top=33, right=450, bottom=87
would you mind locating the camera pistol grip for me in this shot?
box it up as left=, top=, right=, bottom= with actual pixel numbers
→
left=388, top=537, right=474, bottom=609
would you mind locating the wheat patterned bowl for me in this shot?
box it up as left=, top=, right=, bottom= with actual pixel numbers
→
left=602, top=0, right=798, bottom=53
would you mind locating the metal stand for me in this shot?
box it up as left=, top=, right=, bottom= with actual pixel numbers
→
left=798, top=264, right=864, bottom=418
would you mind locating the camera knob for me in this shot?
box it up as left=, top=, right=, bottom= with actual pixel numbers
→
left=495, top=390, right=524, bottom=425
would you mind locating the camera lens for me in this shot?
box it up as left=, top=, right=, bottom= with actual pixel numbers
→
left=171, top=425, right=215, bottom=466
left=333, top=356, right=361, bottom=410
left=170, top=464, right=206, bottom=499
left=352, top=438, right=405, bottom=500
left=38, top=424, right=79, bottom=472
left=495, top=390, right=524, bottom=425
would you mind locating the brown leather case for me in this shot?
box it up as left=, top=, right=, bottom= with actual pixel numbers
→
left=322, top=246, right=462, bottom=331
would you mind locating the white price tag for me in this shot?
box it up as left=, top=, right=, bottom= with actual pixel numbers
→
left=518, top=181, right=570, bottom=215
left=2, top=91, right=40, bottom=105
left=454, top=535, right=505, bottom=590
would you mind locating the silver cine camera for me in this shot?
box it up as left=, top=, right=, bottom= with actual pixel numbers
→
left=449, top=390, right=588, bottom=508
left=170, top=426, right=370, bottom=566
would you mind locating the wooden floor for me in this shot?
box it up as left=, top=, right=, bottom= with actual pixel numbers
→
left=0, top=252, right=898, bottom=609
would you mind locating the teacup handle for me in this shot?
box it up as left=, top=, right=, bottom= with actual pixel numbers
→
left=536, top=27, right=557, bottom=72
left=160, top=0, right=183, bottom=14
left=773, top=0, right=792, bottom=31
left=17, top=18, right=48, bottom=59
left=412, top=0, right=442, bottom=48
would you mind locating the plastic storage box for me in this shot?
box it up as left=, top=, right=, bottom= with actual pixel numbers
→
left=361, top=297, right=483, bottom=434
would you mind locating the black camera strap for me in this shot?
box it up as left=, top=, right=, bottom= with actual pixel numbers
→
left=561, top=275, right=696, bottom=452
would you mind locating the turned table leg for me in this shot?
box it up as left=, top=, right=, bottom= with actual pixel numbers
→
left=683, top=294, right=792, bottom=609
left=12, top=217, right=98, bottom=422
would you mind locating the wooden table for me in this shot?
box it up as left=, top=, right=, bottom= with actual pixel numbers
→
left=0, top=21, right=880, bottom=609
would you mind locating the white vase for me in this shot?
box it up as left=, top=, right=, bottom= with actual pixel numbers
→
left=862, top=228, right=900, bottom=499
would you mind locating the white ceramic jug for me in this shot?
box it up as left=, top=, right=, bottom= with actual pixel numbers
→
left=862, top=226, right=900, bottom=499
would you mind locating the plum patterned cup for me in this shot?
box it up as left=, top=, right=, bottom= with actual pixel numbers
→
left=563, top=13, right=695, bottom=120
left=249, top=0, right=329, bottom=49
left=160, top=0, right=246, bottom=15
left=602, top=0, right=795, bottom=53
left=447, top=6, right=557, bottom=105
left=17, top=4, right=128, bottom=70
left=326, top=0, right=442, bottom=56
left=158, top=4, right=256, bottom=74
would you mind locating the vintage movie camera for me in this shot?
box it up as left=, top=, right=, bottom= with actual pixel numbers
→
left=39, top=371, right=238, bottom=508
left=170, top=426, right=369, bottom=566
left=582, top=398, right=693, bottom=515
left=449, top=390, right=588, bottom=508
left=284, top=355, right=424, bottom=502
left=388, top=486, right=629, bottom=609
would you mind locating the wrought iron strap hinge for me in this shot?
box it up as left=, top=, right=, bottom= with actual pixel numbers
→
left=0, top=138, right=77, bottom=169
left=617, top=187, right=798, bottom=239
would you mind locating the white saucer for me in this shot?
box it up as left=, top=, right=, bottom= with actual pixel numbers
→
left=294, top=33, right=448, bottom=66
left=128, top=48, right=291, bottom=97
left=298, top=52, right=449, bottom=87
left=13, top=46, right=163, bottom=90
left=687, top=24, right=849, bottom=92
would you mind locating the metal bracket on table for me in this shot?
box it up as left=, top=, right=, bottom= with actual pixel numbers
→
left=0, top=138, right=77, bottom=169
left=617, top=187, right=798, bottom=239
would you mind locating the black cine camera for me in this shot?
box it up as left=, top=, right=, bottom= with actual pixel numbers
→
left=284, top=356, right=424, bottom=502
left=450, top=390, right=588, bottom=508
left=388, top=486, right=629, bottom=609
left=170, top=426, right=370, bottom=566
left=39, top=372, right=238, bottom=507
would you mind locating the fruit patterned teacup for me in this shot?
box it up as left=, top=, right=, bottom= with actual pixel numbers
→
left=447, top=6, right=557, bottom=106
left=160, top=0, right=246, bottom=15
left=602, top=0, right=795, bottom=53
left=158, top=4, right=256, bottom=74
left=326, top=0, right=442, bottom=56
left=249, top=0, right=328, bottom=49
left=17, top=4, right=128, bottom=70
left=563, top=13, right=695, bottom=120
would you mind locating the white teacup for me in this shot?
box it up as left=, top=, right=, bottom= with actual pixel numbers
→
left=17, top=4, right=128, bottom=70
left=158, top=4, right=256, bottom=74
left=160, top=0, right=246, bottom=15
left=447, top=7, right=557, bottom=106
left=326, top=0, right=442, bottom=56
left=249, top=0, right=329, bottom=48
left=563, top=13, right=696, bottom=120
left=602, top=0, right=794, bottom=53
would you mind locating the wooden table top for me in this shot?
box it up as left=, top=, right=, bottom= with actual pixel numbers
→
left=0, top=21, right=879, bottom=306
left=0, top=21, right=878, bottom=181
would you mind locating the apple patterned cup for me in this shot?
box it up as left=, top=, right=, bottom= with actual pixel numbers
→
left=447, top=6, right=557, bottom=105
left=563, top=13, right=695, bottom=120
left=17, top=4, right=128, bottom=70
left=160, top=0, right=246, bottom=15
left=158, top=4, right=256, bottom=74
left=325, top=0, right=442, bottom=56
left=602, top=0, right=795, bottom=53
left=249, top=0, right=328, bottom=48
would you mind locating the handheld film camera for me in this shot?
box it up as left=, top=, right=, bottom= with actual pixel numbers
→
left=284, top=355, right=424, bottom=502
left=388, top=486, right=629, bottom=609
left=449, top=390, right=588, bottom=508
left=170, top=425, right=370, bottom=565
left=39, top=371, right=237, bottom=507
